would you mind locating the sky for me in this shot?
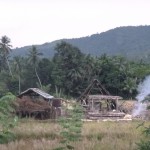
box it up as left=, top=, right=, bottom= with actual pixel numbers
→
left=0, top=0, right=150, bottom=48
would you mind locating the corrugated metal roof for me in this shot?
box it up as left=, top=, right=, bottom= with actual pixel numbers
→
left=18, top=88, right=54, bottom=99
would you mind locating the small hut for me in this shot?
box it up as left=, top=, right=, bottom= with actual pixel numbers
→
left=78, top=79, right=125, bottom=120
left=16, top=88, right=62, bottom=119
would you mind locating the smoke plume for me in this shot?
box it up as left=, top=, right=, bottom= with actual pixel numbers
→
left=132, top=76, right=150, bottom=117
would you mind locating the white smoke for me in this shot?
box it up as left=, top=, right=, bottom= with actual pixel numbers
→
left=132, top=76, right=150, bottom=117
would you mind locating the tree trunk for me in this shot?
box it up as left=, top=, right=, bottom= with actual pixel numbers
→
left=6, top=56, right=13, bottom=77
left=19, top=75, right=21, bottom=94
left=35, top=68, right=42, bottom=89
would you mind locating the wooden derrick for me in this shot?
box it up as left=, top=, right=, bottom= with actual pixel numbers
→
left=78, top=79, right=125, bottom=119
left=78, top=79, right=110, bottom=105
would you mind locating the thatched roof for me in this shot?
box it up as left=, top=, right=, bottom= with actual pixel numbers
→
left=18, top=88, right=54, bottom=99
left=88, top=95, right=122, bottom=100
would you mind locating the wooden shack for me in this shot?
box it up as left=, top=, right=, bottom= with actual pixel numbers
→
left=78, top=79, right=125, bottom=120
left=85, top=95, right=122, bottom=112
left=16, top=88, right=62, bottom=119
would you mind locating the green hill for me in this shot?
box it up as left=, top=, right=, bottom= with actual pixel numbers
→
left=12, top=25, right=150, bottom=60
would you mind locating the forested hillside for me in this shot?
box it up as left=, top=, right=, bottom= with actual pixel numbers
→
left=1, top=35, right=150, bottom=150
left=1, top=35, right=150, bottom=99
left=12, top=26, right=150, bottom=60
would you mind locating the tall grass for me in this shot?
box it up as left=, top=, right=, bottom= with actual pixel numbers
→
left=0, top=119, right=149, bottom=150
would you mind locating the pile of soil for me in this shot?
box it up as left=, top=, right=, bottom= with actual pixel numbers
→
left=118, top=100, right=136, bottom=114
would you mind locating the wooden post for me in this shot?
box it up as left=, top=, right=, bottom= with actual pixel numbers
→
left=92, top=99, right=94, bottom=111
left=116, top=98, right=118, bottom=111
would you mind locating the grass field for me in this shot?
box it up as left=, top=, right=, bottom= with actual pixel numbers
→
left=0, top=119, right=150, bottom=150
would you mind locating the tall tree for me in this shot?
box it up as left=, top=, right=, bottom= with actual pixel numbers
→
left=13, top=56, right=23, bottom=94
left=38, top=58, right=53, bottom=85
left=0, top=36, right=12, bottom=76
left=53, top=41, right=85, bottom=96
left=27, top=46, right=43, bottom=88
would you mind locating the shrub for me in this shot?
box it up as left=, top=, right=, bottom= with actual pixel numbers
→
left=55, top=103, right=83, bottom=150
left=0, top=92, right=18, bottom=144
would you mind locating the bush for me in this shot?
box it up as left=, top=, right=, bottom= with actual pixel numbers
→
left=0, top=92, right=18, bottom=144
left=55, top=103, right=83, bottom=150
left=136, top=112, right=150, bottom=149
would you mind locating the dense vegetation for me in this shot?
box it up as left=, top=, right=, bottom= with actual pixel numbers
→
left=0, top=35, right=150, bottom=149
left=1, top=36, right=150, bottom=99
left=12, top=26, right=150, bottom=61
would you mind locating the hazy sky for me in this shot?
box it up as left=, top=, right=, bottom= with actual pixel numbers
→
left=0, top=0, right=150, bottom=48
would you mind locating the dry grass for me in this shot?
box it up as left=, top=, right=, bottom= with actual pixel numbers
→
left=13, top=119, right=60, bottom=140
left=80, top=121, right=145, bottom=150
left=0, top=119, right=150, bottom=150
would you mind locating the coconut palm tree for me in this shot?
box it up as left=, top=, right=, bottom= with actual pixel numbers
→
left=0, top=36, right=12, bottom=77
left=27, top=45, right=43, bottom=88
left=13, top=56, right=23, bottom=94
